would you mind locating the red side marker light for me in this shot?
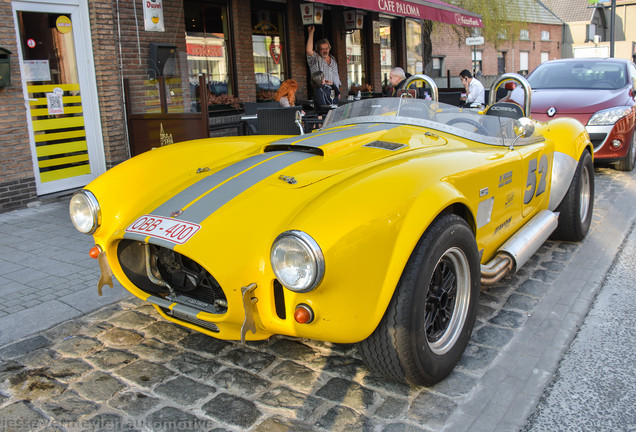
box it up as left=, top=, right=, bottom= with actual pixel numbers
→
left=89, top=246, right=101, bottom=259
left=294, top=304, right=314, bottom=324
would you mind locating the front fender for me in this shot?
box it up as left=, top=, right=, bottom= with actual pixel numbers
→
left=277, top=168, right=473, bottom=343
left=536, top=117, right=593, bottom=210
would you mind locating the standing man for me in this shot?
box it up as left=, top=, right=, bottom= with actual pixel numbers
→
left=306, top=25, right=341, bottom=91
left=459, top=69, right=485, bottom=106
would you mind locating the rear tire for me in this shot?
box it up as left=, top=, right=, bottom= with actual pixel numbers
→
left=552, top=151, right=594, bottom=241
left=615, top=131, right=636, bottom=171
left=358, top=214, right=480, bottom=386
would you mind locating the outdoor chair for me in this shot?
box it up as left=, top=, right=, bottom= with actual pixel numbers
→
left=257, top=106, right=304, bottom=135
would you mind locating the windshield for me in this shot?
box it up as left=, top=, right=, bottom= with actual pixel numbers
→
left=528, top=60, right=627, bottom=90
left=322, top=98, right=526, bottom=146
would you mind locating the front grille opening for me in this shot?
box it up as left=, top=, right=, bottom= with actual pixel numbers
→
left=160, top=307, right=220, bottom=333
left=273, top=280, right=286, bottom=319
left=117, top=240, right=227, bottom=314
left=588, top=132, right=607, bottom=150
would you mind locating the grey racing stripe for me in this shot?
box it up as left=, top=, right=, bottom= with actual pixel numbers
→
left=152, top=153, right=273, bottom=218
left=180, top=151, right=314, bottom=224
left=273, top=123, right=399, bottom=147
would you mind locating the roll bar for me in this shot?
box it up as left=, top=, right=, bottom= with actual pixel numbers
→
left=489, top=73, right=532, bottom=116
left=402, top=74, right=439, bottom=102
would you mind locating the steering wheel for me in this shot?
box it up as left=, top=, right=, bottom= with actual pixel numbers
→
left=446, top=117, right=489, bottom=136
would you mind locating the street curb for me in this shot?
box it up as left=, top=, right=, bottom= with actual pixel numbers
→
left=445, top=168, right=636, bottom=431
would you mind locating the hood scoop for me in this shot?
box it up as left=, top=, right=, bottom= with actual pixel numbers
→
left=363, top=141, right=406, bottom=151
left=264, top=144, right=324, bottom=156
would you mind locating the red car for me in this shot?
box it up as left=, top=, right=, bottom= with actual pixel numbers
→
left=511, top=58, right=636, bottom=171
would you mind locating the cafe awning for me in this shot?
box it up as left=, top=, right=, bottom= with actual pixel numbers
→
left=306, top=0, right=483, bottom=28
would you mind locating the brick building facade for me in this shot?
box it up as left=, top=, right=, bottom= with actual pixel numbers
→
left=432, top=22, right=563, bottom=80
left=1, top=0, right=521, bottom=213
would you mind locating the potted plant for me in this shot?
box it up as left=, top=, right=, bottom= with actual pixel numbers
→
left=207, top=92, right=243, bottom=116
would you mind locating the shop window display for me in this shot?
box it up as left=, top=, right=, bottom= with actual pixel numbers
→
left=346, top=29, right=366, bottom=93
left=184, top=2, right=235, bottom=111
left=406, top=19, right=423, bottom=76
left=251, top=8, right=287, bottom=101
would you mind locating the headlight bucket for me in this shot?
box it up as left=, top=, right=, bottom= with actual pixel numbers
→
left=588, top=107, right=631, bottom=126
left=69, top=190, right=101, bottom=234
left=270, top=230, right=325, bottom=293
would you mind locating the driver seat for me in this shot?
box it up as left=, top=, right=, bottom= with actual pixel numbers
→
left=484, top=102, right=524, bottom=119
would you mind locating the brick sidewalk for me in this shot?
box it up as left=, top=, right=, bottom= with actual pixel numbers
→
left=0, top=166, right=633, bottom=431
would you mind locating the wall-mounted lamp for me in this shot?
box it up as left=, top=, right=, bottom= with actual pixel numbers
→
left=344, top=10, right=364, bottom=31
left=300, top=3, right=324, bottom=25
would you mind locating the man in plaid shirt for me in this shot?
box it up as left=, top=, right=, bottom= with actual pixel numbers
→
left=306, top=25, right=341, bottom=91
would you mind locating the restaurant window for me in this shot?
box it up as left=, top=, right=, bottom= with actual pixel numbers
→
left=471, top=51, right=482, bottom=75
left=184, top=1, right=233, bottom=108
left=431, top=56, right=444, bottom=78
left=380, top=19, right=395, bottom=92
left=405, top=19, right=423, bottom=76
left=252, top=7, right=287, bottom=101
left=498, top=51, right=506, bottom=74
left=346, top=29, right=366, bottom=93
left=519, top=51, right=529, bottom=75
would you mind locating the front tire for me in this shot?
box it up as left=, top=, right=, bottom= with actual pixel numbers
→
left=615, top=131, right=636, bottom=171
left=358, top=214, right=480, bottom=386
left=552, top=150, right=594, bottom=241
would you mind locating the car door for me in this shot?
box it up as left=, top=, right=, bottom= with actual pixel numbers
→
left=516, top=140, right=553, bottom=218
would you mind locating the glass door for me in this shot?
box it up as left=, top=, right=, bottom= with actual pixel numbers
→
left=13, top=1, right=105, bottom=195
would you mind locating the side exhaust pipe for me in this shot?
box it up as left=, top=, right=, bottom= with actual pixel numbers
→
left=481, top=210, right=558, bottom=286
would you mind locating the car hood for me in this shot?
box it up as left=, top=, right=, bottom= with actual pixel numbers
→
left=528, top=88, right=631, bottom=115
left=258, top=123, right=448, bottom=186
left=99, top=123, right=454, bottom=234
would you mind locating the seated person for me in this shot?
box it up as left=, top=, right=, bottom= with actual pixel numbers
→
left=388, top=67, right=407, bottom=97
left=459, top=69, right=485, bottom=107
left=274, top=79, right=299, bottom=107
left=311, top=71, right=339, bottom=113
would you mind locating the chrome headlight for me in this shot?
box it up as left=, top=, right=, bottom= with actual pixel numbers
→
left=69, top=190, right=100, bottom=234
left=271, top=231, right=325, bottom=293
left=588, top=107, right=631, bottom=126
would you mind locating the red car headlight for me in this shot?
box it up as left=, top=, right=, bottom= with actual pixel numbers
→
left=588, top=107, right=631, bottom=126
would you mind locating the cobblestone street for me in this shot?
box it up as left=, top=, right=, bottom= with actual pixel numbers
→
left=0, top=166, right=634, bottom=431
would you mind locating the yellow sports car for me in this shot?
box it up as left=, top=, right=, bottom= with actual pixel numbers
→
left=70, top=74, right=594, bottom=386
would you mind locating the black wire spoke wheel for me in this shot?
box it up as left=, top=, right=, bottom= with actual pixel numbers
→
left=358, top=214, right=480, bottom=386
left=424, top=247, right=471, bottom=355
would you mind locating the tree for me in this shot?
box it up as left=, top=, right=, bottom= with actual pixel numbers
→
left=420, top=0, right=528, bottom=73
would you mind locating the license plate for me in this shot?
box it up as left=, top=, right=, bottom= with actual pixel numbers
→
left=125, top=215, right=201, bottom=245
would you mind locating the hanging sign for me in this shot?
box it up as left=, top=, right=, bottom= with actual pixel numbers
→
left=465, top=36, right=484, bottom=46
left=300, top=3, right=323, bottom=25
left=143, top=0, right=165, bottom=32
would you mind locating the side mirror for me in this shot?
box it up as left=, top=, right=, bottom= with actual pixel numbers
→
left=514, top=117, right=535, bottom=138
